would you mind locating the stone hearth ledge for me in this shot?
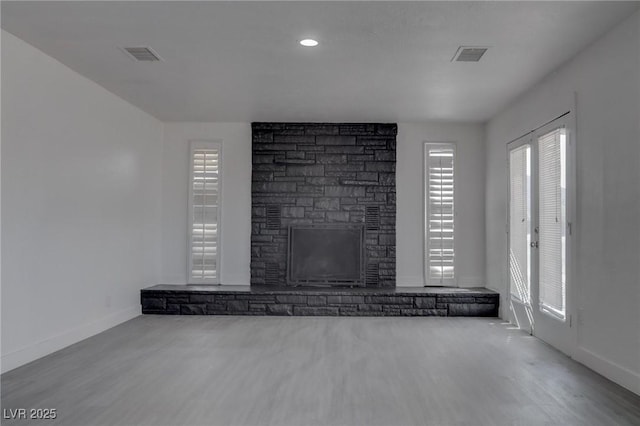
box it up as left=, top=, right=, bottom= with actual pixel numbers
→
left=141, top=285, right=499, bottom=317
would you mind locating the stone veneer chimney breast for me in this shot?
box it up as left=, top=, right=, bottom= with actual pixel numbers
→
left=251, top=123, right=397, bottom=288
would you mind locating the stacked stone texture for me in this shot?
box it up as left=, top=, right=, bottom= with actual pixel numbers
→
left=251, top=123, right=397, bottom=287
left=141, top=289, right=499, bottom=317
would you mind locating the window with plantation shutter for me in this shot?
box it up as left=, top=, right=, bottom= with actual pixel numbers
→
left=537, top=128, right=567, bottom=318
left=188, top=141, right=222, bottom=284
left=424, top=143, right=455, bottom=285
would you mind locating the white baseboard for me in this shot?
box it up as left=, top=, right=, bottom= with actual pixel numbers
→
left=1, top=306, right=140, bottom=374
left=573, top=345, right=640, bottom=396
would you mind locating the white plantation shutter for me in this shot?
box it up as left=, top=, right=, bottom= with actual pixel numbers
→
left=538, top=128, right=567, bottom=318
left=425, top=144, right=455, bottom=285
left=509, top=145, right=532, bottom=303
left=189, top=142, right=221, bottom=284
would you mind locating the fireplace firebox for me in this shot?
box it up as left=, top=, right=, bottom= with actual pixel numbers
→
left=288, top=225, right=365, bottom=287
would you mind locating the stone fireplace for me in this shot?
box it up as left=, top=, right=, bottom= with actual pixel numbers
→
left=250, top=123, right=397, bottom=287
left=141, top=123, right=499, bottom=316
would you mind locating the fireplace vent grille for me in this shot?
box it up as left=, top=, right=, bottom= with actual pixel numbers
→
left=266, top=205, right=281, bottom=229
left=365, top=206, right=380, bottom=230
left=366, top=263, right=379, bottom=286
left=265, top=263, right=280, bottom=285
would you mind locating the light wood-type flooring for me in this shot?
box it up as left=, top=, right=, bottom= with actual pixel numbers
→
left=2, top=316, right=640, bottom=426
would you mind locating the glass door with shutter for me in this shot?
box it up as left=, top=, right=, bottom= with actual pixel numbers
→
left=508, top=115, right=575, bottom=355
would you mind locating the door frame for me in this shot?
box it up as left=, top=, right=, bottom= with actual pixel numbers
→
left=506, top=106, right=578, bottom=357
left=507, top=135, right=534, bottom=334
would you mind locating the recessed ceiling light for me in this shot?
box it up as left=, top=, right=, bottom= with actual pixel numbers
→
left=300, top=38, right=319, bottom=47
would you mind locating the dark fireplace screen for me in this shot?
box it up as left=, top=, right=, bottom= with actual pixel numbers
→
left=288, top=225, right=365, bottom=286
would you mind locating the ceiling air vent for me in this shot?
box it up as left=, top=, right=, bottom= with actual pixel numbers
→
left=123, top=46, right=162, bottom=62
left=452, top=46, right=488, bottom=62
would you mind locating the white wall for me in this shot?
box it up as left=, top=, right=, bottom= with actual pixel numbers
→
left=161, top=123, right=252, bottom=285
left=160, top=122, right=486, bottom=288
left=1, top=31, right=163, bottom=372
left=397, top=122, right=486, bottom=287
left=485, top=12, right=640, bottom=394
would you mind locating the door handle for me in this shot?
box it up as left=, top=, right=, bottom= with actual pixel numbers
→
left=530, top=241, right=539, bottom=248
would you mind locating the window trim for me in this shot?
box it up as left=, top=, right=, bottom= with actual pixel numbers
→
left=423, top=142, right=457, bottom=287
left=188, top=140, right=223, bottom=285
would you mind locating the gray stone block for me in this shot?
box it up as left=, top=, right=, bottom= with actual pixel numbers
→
left=438, top=297, right=477, bottom=304
left=400, top=309, right=442, bottom=316
left=280, top=159, right=315, bottom=165
left=365, top=296, right=413, bottom=305
left=325, top=146, right=364, bottom=154
left=316, top=135, right=356, bottom=145
left=189, top=294, right=215, bottom=304
left=294, top=306, right=340, bottom=316
left=375, top=151, right=396, bottom=161
left=252, top=182, right=297, bottom=193
left=273, top=135, right=315, bottom=144
left=253, top=164, right=286, bottom=173
left=326, top=212, right=350, bottom=222
left=307, top=211, right=326, bottom=220
left=296, top=185, right=325, bottom=194
left=286, top=165, right=324, bottom=177
left=356, top=172, right=379, bottom=182
left=180, top=304, right=206, bottom=315
left=375, top=124, right=398, bottom=136
left=325, top=186, right=366, bottom=197
left=415, top=297, right=437, bottom=309
left=287, top=151, right=306, bottom=159
left=325, top=164, right=364, bottom=172
left=448, top=303, right=498, bottom=316
left=305, top=125, right=340, bottom=135
left=357, top=138, right=387, bottom=146
left=316, top=154, right=348, bottom=164
left=374, top=193, right=387, bottom=202
left=282, top=207, right=305, bottom=218
left=305, top=177, right=339, bottom=186
left=166, top=296, right=189, bottom=304
left=253, top=155, right=274, bottom=164
left=348, top=155, right=374, bottom=162
left=236, top=295, right=276, bottom=302
left=142, top=297, right=166, bottom=311
left=275, top=295, right=307, bottom=304
left=358, top=304, right=383, bottom=311
left=339, top=306, right=359, bottom=315
left=252, top=171, right=274, bottom=182
left=327, top=295, right=365, bottom=304
left=379, top=173, right=395, bottom=185
left=340, top=180, right=374, bottom=186
left=165, top=304, right=180, bottom=314
left=254, top=143, right=298, bottom=151
left=307, top=296, right=328, bottom=306
left=365, top=162, right=395, bottom=172
left=252, top=207, right=266, bottom=217
left=253, top=131, right=274, bottom=143
left=474, top=296, right=499, bottom=303
left=379, top=234, right=395, bottom=245
left=206, top=303, right=227, bottom=313
left=227, top=300, right=249, bottom=312
left=339, top=124, right=375, bottom=135
left=266, top=304, right=293, bottom=315
left=296, top=197, right=314, bottom=207
left=253, top=123, right=284, bottom=131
